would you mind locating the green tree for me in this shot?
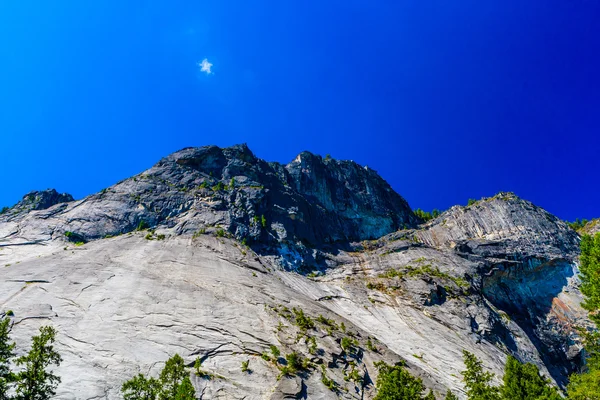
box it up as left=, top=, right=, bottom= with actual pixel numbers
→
left=444, top=390, right=458, bottom=400
left=461, top=351, right=500, bottom=400
left=501, top=355, right=560, bottom=400
left=0, top=317, right=15, bottom=400
left=568, top=368, right=600, bottom=400
left=373, top=361, right=427, bottom=400
left=568, top=232, right=600, bottom=398
left=122, top=374, right=161, bottom=400
left=174, top=376, right=195, bottom=400
left=423, top=390, right=435, bottom=400
left=14, top=326, right=62, bottom=400
left=159, top=354, right=187, bottom=400
left=579, top=233, right=600, bottom=324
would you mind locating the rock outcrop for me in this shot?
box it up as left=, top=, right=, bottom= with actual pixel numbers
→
left=580, top=219, right=600, bottom=236
left=0, top=145, right=589, bottom=399
left=0, top=189, right=73, bottom=218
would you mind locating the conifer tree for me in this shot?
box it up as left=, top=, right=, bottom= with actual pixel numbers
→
left=501, top=355, right=561, bottom=400
left=14, top=326, right=62, bottom=400
left=568, top=233, right=600, bottom=399
left=159, top=354, right=187, bottom=400
left=373, top=361, right=427, bottom=399
left=461, top=351, right=500, bottom=400
left=121, top=374, right=161, bottom=400
left=174, top=376, right=195, bottom=400
left=0, top=317, right=15, bottom=400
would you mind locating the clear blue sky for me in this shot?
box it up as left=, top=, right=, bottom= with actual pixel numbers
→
left=1, top=1, right=599, bottom=221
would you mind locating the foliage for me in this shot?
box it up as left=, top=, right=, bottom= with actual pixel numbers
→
left=568, top=218, right=590, bottom=231
left=501, top=355, right=561, bottom=400
left=284, top=352, right=305, bottom=373
left=192, top=228, right=206, bottom=238
left=373, top=361, right=428, bottom=400
left=461, top=351, right=500, bottom=400
left=212, top=182, right=224, bottom=191
left=14, top=326, right=62, bottom=400
left=568, top=232, right=600, bottom=398
left=122, top=374, right=161, bottom=400
left=444, top=390, right=459, bottom=400
left=122, top=354, right=196, bottom=400
left=292, top=308, right=315, bottom=331
left=423, top=391, right=435, bottom=400
left=0, top=207, right=8, bottom=215
left=321, top=372, right=337, bottom=391
left=414, top=208, right=441, bottom=222
left=307, top=336, right=317, bottom=355
left=366, top=337, right=379, bottom=353
left=0, top=317, right=15, bottom=400
left=261, top=215, right=267, bottom=228
left=136, top=220, right=149, bottom=231
left=159, top=354, right=187, bottom=400
left=461, top=351, right=559, bottom=400
left=241, top=360, right=250, bottom=373
left=215, top=228, right=226, bottom=238
left=270, top=345, right=281, bottom=359
left=174, top=376, right=195, bottom=400
left=568, top=368, right=600, bottom=400
left=341, top=336, right=358, bottom=351
left=467, top=199, right=478, bottom=206
left=579, top=233, right=600, bottom=325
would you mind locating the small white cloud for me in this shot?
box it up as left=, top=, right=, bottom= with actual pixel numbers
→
left=198, top=58, right=213, bottom=75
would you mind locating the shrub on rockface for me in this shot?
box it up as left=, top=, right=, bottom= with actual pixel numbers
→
left=373, top=361, right=429, bottom=400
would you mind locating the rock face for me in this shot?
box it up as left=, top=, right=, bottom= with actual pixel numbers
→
left=580, top=219, right=600, bottom=236
left=0, top=145, right=589, bottom=399
left=0, top=189, right=73, bottom=218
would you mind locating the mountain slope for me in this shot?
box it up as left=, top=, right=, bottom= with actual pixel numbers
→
left=0, top=145, right=588, bottom=399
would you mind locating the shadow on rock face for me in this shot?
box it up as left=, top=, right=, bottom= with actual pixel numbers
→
left=482, top=257, right=578, bottom=386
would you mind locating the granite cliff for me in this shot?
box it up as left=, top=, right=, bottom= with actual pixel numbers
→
left=0, top=145, right=589, bottom=399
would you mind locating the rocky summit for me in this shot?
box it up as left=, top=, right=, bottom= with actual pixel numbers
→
left=0, top=145, right=589, bottom=399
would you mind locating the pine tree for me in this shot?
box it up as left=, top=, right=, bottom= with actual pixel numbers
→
left=373, top=361, right=427, bottom=399
left=174, top=376, right=196, bottom=400
left=14, top=326, right=62, bottom=400
left=568, top=233, right=600, bottom=398
left=122, top=374, right=161, bottom=400
left=0, top=317, right=15, bottom=400
left=461, top=351, right=500, bottom=400
left=580, top=233, right=600, bottom=324
left=159, top=354, right=187, bottom=400
left=501, top=356, right=561, bottom=400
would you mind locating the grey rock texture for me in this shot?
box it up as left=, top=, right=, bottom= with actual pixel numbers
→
left=0, top=146, right=589, bottom=399
left=0, top=189, right=74, bottom=219
left=580, top=219, right=600, bottom=236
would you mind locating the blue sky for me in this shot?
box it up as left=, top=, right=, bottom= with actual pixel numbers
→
left=1, top=1, right=599, bottom=221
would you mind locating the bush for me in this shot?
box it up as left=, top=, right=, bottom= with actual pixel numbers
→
left=270, top=345, right=281, bottom=359
left=467, top=199, right=478, bottom=206
left=373, top=361, right=427, bottom=400
left=241, top=360, right=250, bottom=373
left=414, top=209, right=442, bottom=222
left=136, top=220, right=149, bottom=231
left=215, top=228, right=226, bottom=237
left=0, top=206, right=8, bottom=215
left=292, top=308, right=315, bottom=331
